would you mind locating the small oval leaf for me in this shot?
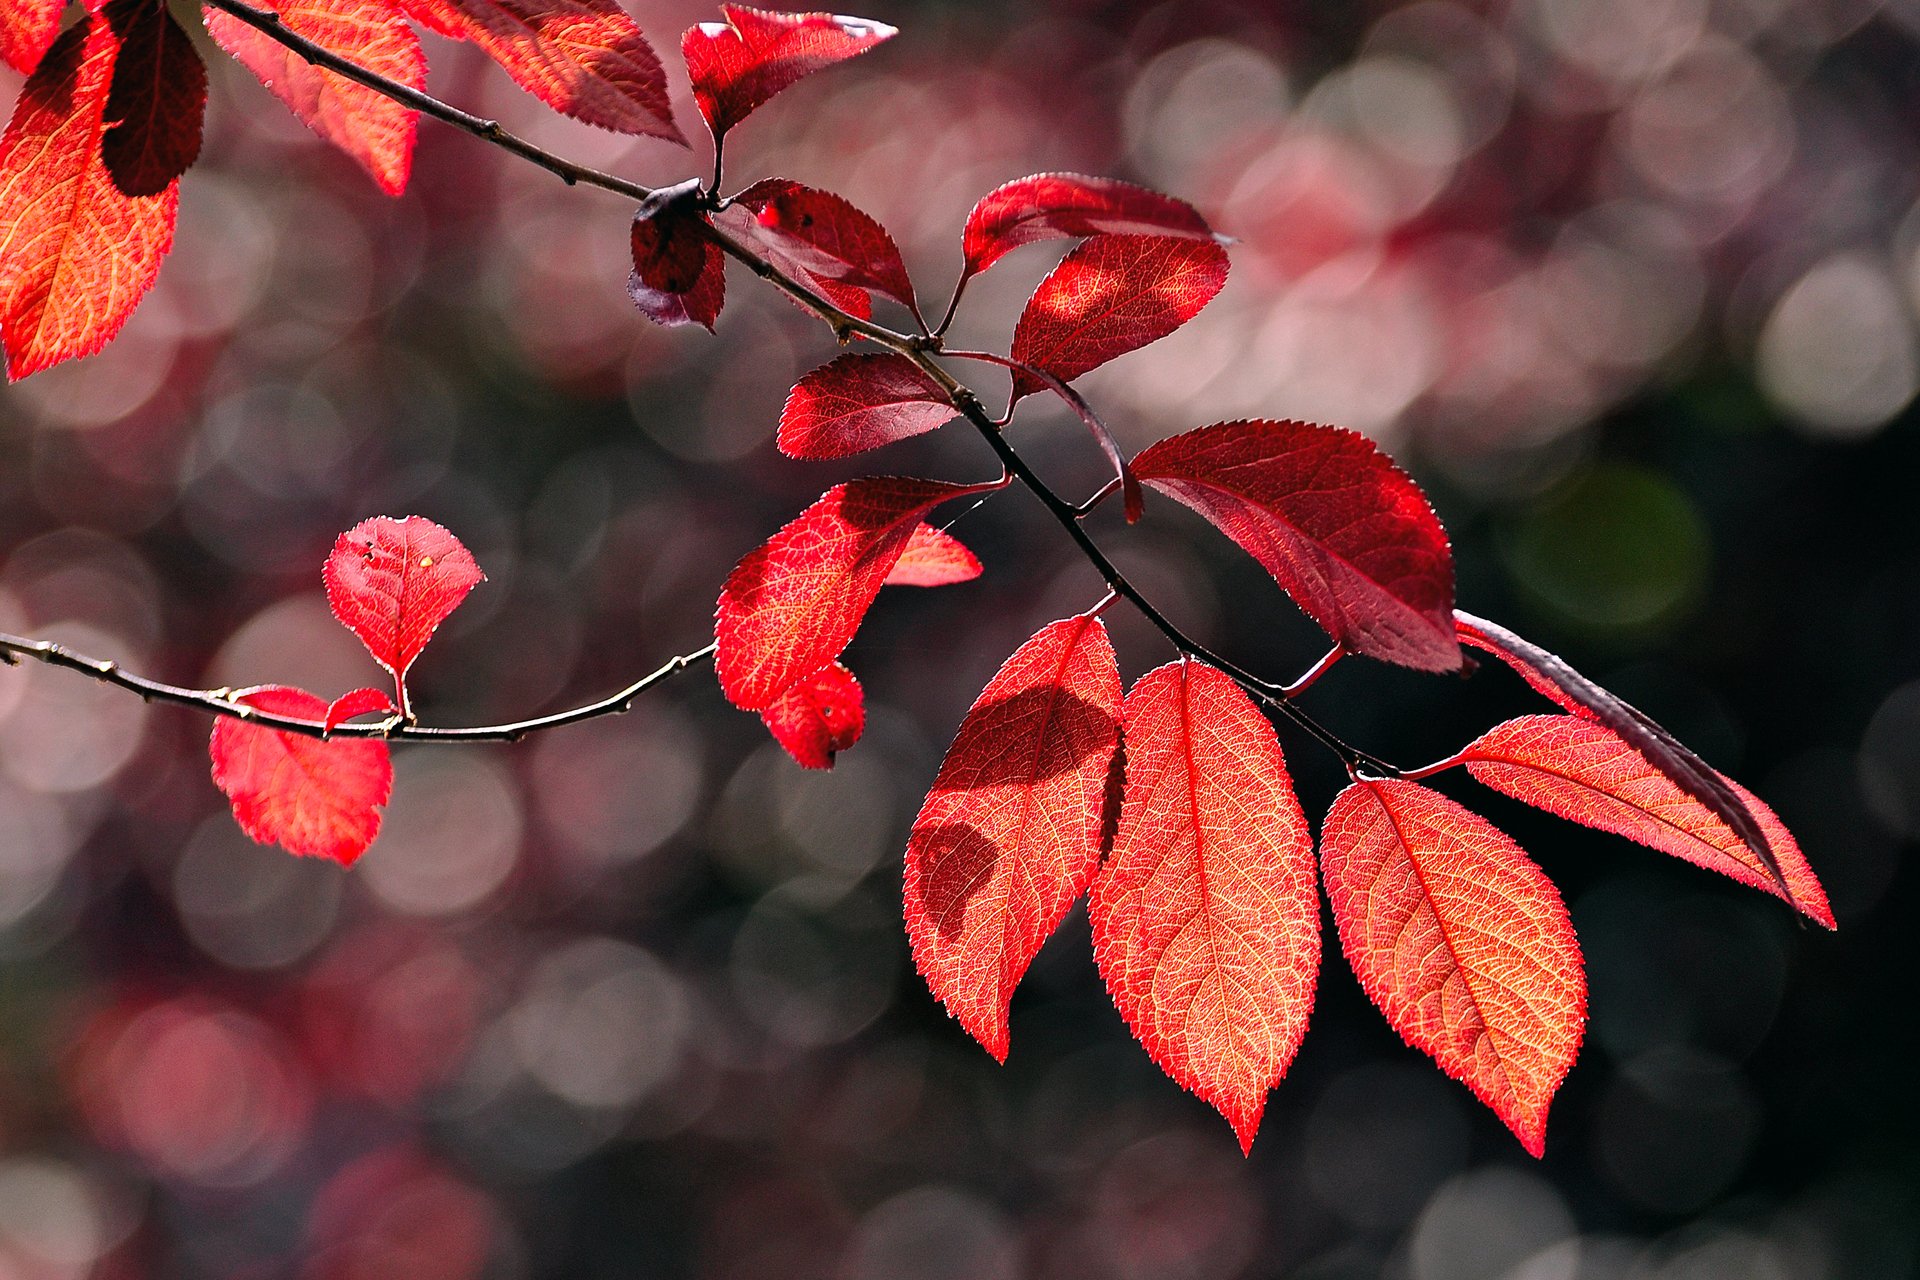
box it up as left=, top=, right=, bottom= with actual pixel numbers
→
left=683, top=5, right=894, bottom=143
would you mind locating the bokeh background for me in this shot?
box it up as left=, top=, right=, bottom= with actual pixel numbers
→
left=1, top=0, right=1918, bottom=1275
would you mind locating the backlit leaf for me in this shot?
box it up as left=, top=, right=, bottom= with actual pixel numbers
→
left=323, top=516, right=485, bottom=712
left=683, top=5, right=893, bottom=143
left=778, top=352, right=954, bottom=459
left=210, top=686, right=393, bottom=865
left=324, top=687, right=398, bottom=732
left=1, top=0, right=62, bottom=75
left=1133, top=420, right=1459, bottom=671
left=961, top=172, right=1217, bottom=280
left=907, top=616, right=1122, bottom=1061
left=101, top=0, right=205, bottom=198
left=1008, top=233, right=1227, bottom=403
left=629, top=180, right=724, bottom=330
left=1090, top=659, right=1319, bottom=1153
left=1461, top=714, right=1833, bottom=927
left=715, top=476, right=996, bottom=711
left=1320, top=779, right=1585, bottom=1156
left=883, top=524, right=979, bottom=587
left=0, top=12, right=178, bottom=380
left=760, top=662, right=863, bottom=769
left=207, top=0, right=424, bottom=196
left=726, top=178, right=915, bottom=312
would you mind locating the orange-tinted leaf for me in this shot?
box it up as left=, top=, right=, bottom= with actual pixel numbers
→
left=1008, top=233, right=1227, bottom=403
left=778, top=352, right=953, bottom=459
left=210, top=686, right=393, bottom=865
left=1461, top=714, right=1833, bottom=927
left=629, top=180, right=724, bottom=330
left=399, top=0, right=680, bottom=140
left=715, top=476, right=994, bottom=711
left=884, top=523, right=979, bottom=587
left=1, top=0, right=62, bottom=75
left=682, top=4, right=893, bottom=143
left=760, top=661, right=863, bottom=769
left=0, top=12, right=178, bottom=379
left=1320, top=779, right=1585, bottom=1156
left=961, top=172, right=1217, bottom=280
left=101, top=0, right=205, bottom=197
left=1133, top=420, right=1459, bottom=672
left=726, top=178, right=914, bottom=312
left=1090, top=660, right=1319, bottom=1153
left=323, top=516, right=485, bottom=712
left=908, top=616, right=1122, bottom=1061
left=324, top=686, right=397, bottom=732
left=207, top=0, right=424, bottom=196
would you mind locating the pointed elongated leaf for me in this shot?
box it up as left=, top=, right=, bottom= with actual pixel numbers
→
left=778, top=352, right=954, bottom=459
left=760, top=661, right=863, bottom=769
left=101, top=0, right=205, bottom=197
left=1090, top=660, right=1319, bottom=1153
left=1, top=0, right=63, bottom=75
left=1460, top=714, right=1833, bottom=927
left=1321, top=779, right=1585, bottom=1157
left=324, top=687, right=398, bottom=732
left=397, top=0, right=680, bottom=140
left=210, top=686, right=393, bottom=865
left=961, top=172, right=1217, bottom=279
left=0, top=12, right=178, bottom=380
left=907, top=616, right=1122, bottom=1061
left=727, top=178, right=915, bottom=312
left=207, top=0, right=424, bottom=196
left=683, top=4, right=893, bottom=142
left=629, top=180, right=725, bottom=330
left=1455, top=610, right=1792, bottom=904
left=1133, top=420, right=1459, bottom=671
left=716, top=476, right=996, bottom=710
left=1008, top=233, right=1227, bottom=403
left=883, top=523, right=980, bottom=587
left=323, top=516, right=485, bottom=710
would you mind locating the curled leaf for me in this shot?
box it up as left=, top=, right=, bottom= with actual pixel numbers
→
left=629, top=180, right=725, bottom=330
left=760, top=662, right=864, bottom=769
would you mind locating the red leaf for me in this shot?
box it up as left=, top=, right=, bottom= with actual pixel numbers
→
left=682, top=4, right=893, bottom=143
left=1320, top=779, right=1585, bottom=1157
left=961, top=172, right=1217, bottom=280
left=397, top=0, right=680, bottom=140
left=0, top=12, right=178, bottom=379
left=907, top=616, right=1122, bottom=1061
left=1455, top=610, right=1795, bottom=906
left=724, top=178, right=915, bottom=313
left=0, top=0, right=62, bottom=75
left=629, top=180, right=724, bottom=330
left=778, top=352, right=954, bottom=459
left=1008, top=233, right=1227, bottom=403
left=100, top=0, right=204, bottom=197
left=323, top=516, right=485, bottom=714
left=759, top=661, right=863, bottom=769
left=210, top=686, right=394, bottom=866
left=1460, top=714, right=1833, bottom=927
left=1132, top=420, right=1460, bottom=672
left=207, top=0, right=424, bottom=196
left=883, top=523, right=979, bottom=587
left=324, top=686, right=397, bottom=732
left=715, top=476, right=996, bottom=711
left=1090, top=660, right=1319, bottom=1153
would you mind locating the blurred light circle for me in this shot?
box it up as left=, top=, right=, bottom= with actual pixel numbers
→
left=844, top=1187, right=1021, bottom=1280
left=775, top=749, right=895, bottom=882
left=730, top=886, right=898, bottom=1047
left=361, top=754, right=523, bottom=917
left=1409, top=1167, right=1576, bottom=1280
left=1757, top=254, right=1919, bottom=437
left=173, top=815, right=343, bottom=970
left=5, top=322, right=178, bottom=432
left=1619, top=38, right=1792, bottom=208
left=0, top=623, right=149, bottom=794
left=208, top=594, right=380, bottom=697
left=530, top=708, right=703, bottom=869
left=1527, top=0, right=1706, bottom=87
left=1365, top=4, right=1517, bottom=154
left=507, top=938, right=688, bottom=1111
left=0, top=1158, right=113, bottom=1275
left=1593, top=1047, right=1759, bottom=1214
left=1858, top=681, right=1920, bottom=839
left=1544, top=203, right=1705, bottom=371
left=1090, top=1130, right=1260, bottom=1279
left=1123, top=40, right=1289, bottom=186
left=1346, top=55, right=1469, bottom=171
left=0, top=778, right=80, bottom=930
left=1304, top=1063, right=1471, bottom=1230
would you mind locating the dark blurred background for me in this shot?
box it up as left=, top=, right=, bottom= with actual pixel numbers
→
left=1, top=0, right=1917, bottom=1275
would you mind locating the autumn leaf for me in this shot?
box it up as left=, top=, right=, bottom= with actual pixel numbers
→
left=1008, top=233, right=1228, bottom=403
left=0, top=11, right=178, bottom=379
left=0, top=0, right=62, bottom=75
left=778, top=352, right=955, bottom=459
left=961, top=172, right=1218, bottom=280
left=715, top=476, right=998, bottom=711
left=725, top=178, right=916, bottom=315
left=760, top=662, right=864, bottom=769
left=1320, top=779, right=1585, bottom=1156
left=323, top=516, right=485, bottom=717
left=206, top=0, right=425, bottom=196
left=101, top=0, right=205, bottom=198
left=1133, top=420, right=1459, bottom=672
left=629, top=179, right=725, bottom=330
left=209, top=686, right=394, bottom=865
left=683, top=4, right=894, bottom=143
left=323, top=687, right=398, bottom=732
left=1090, top=659, right=1319, bottom=1154
left=1460, top=714, right=1833, bottom=927
left=883, top=524, right=980, bottom=588
left=907, top=615, right=1122, bottom=1061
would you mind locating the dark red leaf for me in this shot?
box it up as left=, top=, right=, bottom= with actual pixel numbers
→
left=1132, top=420, right=1459, bottom=671
left=1008, top=234, right=1227, bottom=403
left=1460, top=714, right=1833, bottom=927
left=210, top=686, right=393, bottom=865
left=1, top=0, right=62, bottom=75
left=1090, top=659, right=1319, bottom=1154
left=1321, top=779, right=1585, bottom=1156
left=907, top=616, right=1122, bottom=1061
left=682, top=4, right=893, bottom=142
left=961, top=171, right=1217, bottom=280
left=715, top=476, right=997, bottom=711
left=725, top=178, right=915, bottom=313
left=100, top=0, right=204, bottom=197
left=883, top=524, right=980, bottom=587
left=629, top=180, right=725, bottom=330
left=760, top=661, right=864, bottom=769
left=324, top=687, right=397, bottom=732
left=777, top=353, right=954, bottom=459
left=323, top=516, right=485, bottom=714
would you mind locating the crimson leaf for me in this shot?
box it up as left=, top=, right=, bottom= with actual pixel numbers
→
left=760, top=661, right=864, bottom=769
left=961, top=171, right=1218, bottom=280
left=209, top=686, right=394, bottom=865
left=778, top=353, right=954, bottom=459
left=323, top=516, right=485, bottom=717
left=683, top=5, right=894, bottom=143
left=101, top=0, right=205, bottom=198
